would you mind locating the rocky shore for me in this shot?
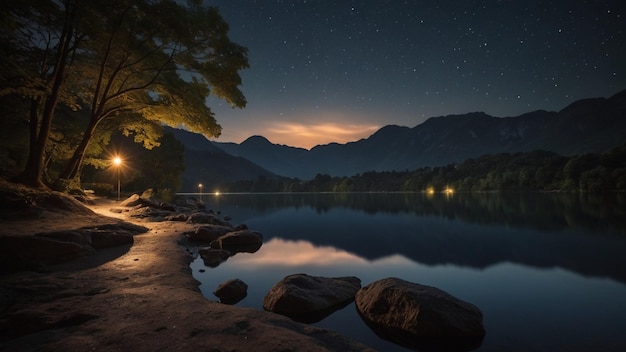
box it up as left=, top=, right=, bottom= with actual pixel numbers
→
left=0, top=181, right=485, bottom=351
left=0, top=182, right=373, bottom=351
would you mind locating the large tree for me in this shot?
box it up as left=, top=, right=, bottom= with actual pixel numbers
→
left=1, top=0, right=248, bottom=188
left=0, top=0, right=81, bottom=188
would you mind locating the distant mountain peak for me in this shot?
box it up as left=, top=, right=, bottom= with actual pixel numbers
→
left=176, top=89, right=626, bottom=182
left=241, top=135, right=272, bottom=145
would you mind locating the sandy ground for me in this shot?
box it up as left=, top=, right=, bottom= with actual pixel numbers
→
left=0, top=197, right=373, bottom=351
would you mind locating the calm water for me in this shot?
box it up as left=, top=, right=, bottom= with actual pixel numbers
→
left=188, top=192, right=626, bottom=351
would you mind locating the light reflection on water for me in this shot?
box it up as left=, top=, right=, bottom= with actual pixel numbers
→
left=188, top=193, right=626, bottom=351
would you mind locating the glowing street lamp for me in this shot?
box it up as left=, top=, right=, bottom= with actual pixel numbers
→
left=113, top=156, right=122, bottom=201
left=198, top=183, right=203, bottom=201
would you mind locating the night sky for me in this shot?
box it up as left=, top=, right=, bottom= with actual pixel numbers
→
left=204, top=0, right=625, bottom=149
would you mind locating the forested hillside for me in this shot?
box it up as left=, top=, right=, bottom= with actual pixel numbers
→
left=219, top=143, right=626, bottom=193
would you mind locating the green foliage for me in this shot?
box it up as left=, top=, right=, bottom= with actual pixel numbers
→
left=219, top=144, right=626, bottom=193
left=1, top=0, right=248, bottom=186
left=82, top=129, right=185, bottom=194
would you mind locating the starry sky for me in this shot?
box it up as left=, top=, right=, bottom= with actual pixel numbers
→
left=204, top=0, right=625, bottom=149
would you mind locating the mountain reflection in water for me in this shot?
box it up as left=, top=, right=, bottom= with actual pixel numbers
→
left=190, top=192, right=626, bottom=351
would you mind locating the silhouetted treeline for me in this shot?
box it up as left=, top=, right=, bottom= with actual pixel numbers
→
left=218, top=143, right=626, bottom=192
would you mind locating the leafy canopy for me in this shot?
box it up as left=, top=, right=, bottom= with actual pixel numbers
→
left=0, top=0, right=248, bottom=185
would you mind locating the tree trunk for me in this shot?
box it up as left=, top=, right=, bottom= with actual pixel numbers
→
left=12, top=1, right=76, bottom=189
left=12, top=99, right=46, bottom=188
left=61, top=118, right=98, bottom=181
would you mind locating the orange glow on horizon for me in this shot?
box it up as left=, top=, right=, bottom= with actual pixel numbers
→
left=266, top=121, right=380, bottom=149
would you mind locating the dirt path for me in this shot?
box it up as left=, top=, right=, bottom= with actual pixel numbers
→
left=0, top=198, right=373, bottom=351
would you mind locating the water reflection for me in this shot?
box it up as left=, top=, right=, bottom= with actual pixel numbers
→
left=204, top=194, right=626, bottom=284
left=189, top=193, right=626, bottom=351
left=192, top=235, right=626, bottom=352
left=202, top=192, right=626, bottom=235
left=230, top=238, right=367, bottom=266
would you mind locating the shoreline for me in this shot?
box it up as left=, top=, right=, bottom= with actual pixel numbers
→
left=0, top=195, right=373, bottom=351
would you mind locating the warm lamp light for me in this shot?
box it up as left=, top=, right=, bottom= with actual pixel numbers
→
left=112, top=156, right=123, bottom=201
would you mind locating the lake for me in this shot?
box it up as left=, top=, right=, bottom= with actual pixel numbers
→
left=188, top=192, right=626, bottom=351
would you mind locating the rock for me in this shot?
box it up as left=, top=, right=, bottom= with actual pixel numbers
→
left=158, top=202, right=176, bottom=212
left=209, top=230, right=263, bottom=254
left=187, top=225, right=233, bottom=243
left=119, top=194, right=142, bottom=207
left=119, top=194, right=159, bottom=208
left=0, top=185, right=93, bottom=218
left=263, top=274, right=361, bottom=323
left=355, top=277, right=485, bottom=351
left=35, top=230, right=92, bottom=247
left=213, top=279, right=248, bottom=304
left=188, top=212, right=232, bottom=226
left=198, top=248, right=231, bottom=267
left=164, top=213, right=187, bottom=221
left=0, top=222, right=147, bottom=273
left=0, top=235, right=88, bottom=271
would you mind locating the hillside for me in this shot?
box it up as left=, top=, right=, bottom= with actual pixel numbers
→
left=212, top=89, right=626, bottom=179
left=167, top=128, right=284, bottom=191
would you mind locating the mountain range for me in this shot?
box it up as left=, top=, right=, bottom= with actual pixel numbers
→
left=172, top=89, right=626, bottom=190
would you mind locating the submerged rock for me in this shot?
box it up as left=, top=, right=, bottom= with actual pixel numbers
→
left=198, top=248, right=231, bottom=267
left=214, top=279, right=248, bottom=305
left=355, top=277, right=485, bottom=351
left=263, top=274, right=361, bottom=323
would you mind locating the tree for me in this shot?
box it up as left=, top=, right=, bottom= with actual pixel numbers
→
left=1, top=0, right=81, bottom=188
left=1, top=0, right=248, bottom=188
left=60, top=0, right=248, bottom=183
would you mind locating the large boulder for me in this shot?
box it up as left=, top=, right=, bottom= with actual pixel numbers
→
left=263, top=274, right=361, bottom=323
left=210, top=230, right=263, bottom=254
left=35, top=230, right=93, bottom=247
left=81, top=224, right=145, bottom=248
left=355, top=277, right=485, bottom=351
left=213, top=279, right=248, bottom=305
left=0, top=235, right=87, bottom=272
left=187, top=225, right=234, bottom=243
left=0, top=223, right=146, bottom=273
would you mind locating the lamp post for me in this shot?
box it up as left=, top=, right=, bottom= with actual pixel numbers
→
left=198, top=183, right=203, bottom=202
left=113, top=156, right=122, bottom=201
